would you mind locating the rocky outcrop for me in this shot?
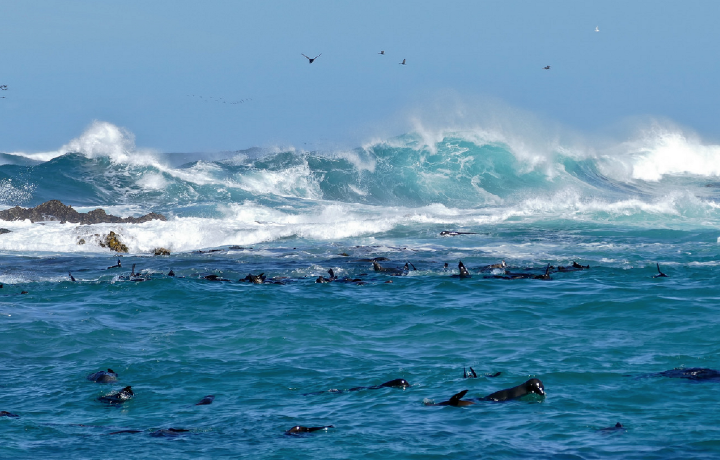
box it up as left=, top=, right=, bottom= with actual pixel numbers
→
left=154, top=247, right=171, bottom=256
left=99, top=231, right=128, bottom=253
left=0, top=200, right=166, bottom=224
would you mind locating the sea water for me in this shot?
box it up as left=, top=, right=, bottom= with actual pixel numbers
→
left=2, top=121, right=720, bottom=459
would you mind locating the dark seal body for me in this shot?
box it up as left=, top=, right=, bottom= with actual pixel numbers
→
left=657, top=367, right=720, bottom=381
left=195, top=395, right=215, bottom=405
left=481, top=378, right=545, bottom=401
left=87, top=368, right=118, bottom=383
left=426, top=389, right=475, bottom=407
left=284, top=425, right=334, bottom=435
left=98, top=386, right=134, bottom=404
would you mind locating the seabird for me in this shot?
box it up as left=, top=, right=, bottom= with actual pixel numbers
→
left=399, top=59, right=406, bottom=65
left=0, top=85, right=7, bottom=90
left=378, top=50, right=385, bottom=55
left=543, top=65, right=551, bottom=70
left=302, top=53, right=322, bottom=64
left=595, top=26, right=600, bottom=32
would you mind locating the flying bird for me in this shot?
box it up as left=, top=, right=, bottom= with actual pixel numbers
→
left=378, top=50, right=385, bottom=55
left=0, top=85, right=7, bottom=90
left=302, top=53, right=322, bottom=64
left=543, top=65, right=551, bottom=70
left=399, top=59, right=406, bottom=65
left=595, top=26, right=600, bottom=32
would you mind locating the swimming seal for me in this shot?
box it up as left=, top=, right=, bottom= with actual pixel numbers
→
left=451, top=261, right=471, bottom=278
left=440, top=231, right=478, bottom=236
left=0, top=411, right=19, bottom=418
left=426, top=389, right=475, bottom=407
left=303, top=378, right=410, bottom=395
left=372, top=261, right=404, bottom=274
left=108, top=429, right=142, bottom=435
left=653, top=263, right=667, bottom=278
left=87, top=368, right=118, bottom=383
left=533, top=264, right=552, bottom=280
left=655, top=367, right=720, bottom=381
left=150, top=428, right=190, bottom=437
left=203, top=274, right=231, bottom=282
left=285, top=425, right=334, bottom=435
left=195, top=395, right=215, bottom=405
left=107, top=259, right=121, bottom=269
left=464, top=367, right=477, bottom=378
left=316, top=269, right=337, bottom=283
left=240, top=273, right=266, bottom=284
left=480, top=261, right=506, bottom=271
left=598, top=422, right=626, bottom=433
left=480, top=378, right=545, bottom=401
left=98, top=386, right=134, bottom=404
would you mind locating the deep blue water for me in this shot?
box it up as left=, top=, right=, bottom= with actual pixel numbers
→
left=3, top=123, right=720, bottom=458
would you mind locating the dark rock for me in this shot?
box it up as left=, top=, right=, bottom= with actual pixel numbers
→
left=0, top=200, right=166, bottom=224
left=0, top=228, right=11, bottom=234
left=154, top=247, right=170, bottom=256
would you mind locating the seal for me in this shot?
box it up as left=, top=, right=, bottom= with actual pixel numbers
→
left=98, top=386, right=134, bottom=404
left=316, top=269, right=337, bottom=283
left=425, top=389, right=475, bottom=406
left=203, top=274, right=231, bottom=282
left=108, top=429, right=142, bottom=435
left=303, top=378, right=410, bottom=395
left=480, top=260, right=506, bottom=271
left=69, top=272, right=76, bottom=282
left=150, top=428, right=190, bottom=437
left=373, top=261, right=404, bottom=274
left=450, top=261, right=471, bottom=278
left=87, top=368, right=118, bottom=383
left=655, top=367, right=720, bottom=381
left=240, top=273, right=266, bottom=284
left=533, top=264, right=552, bottom=280
left=285, top=425, right=334, bottom=435
left=195, top=395, right=215, bottom=405
left=598, top=422, right=626, bottom=433
left=428, top=379, right=545, bottom=406
left=480, top=378, right=545, bottom=401
left=0, top=411, right=19, bottom=418
left=440, top=231, right=478, bottom=236
left=107, top=259, right=121, bottom=269
left=653, top=263, right=667, bottom=278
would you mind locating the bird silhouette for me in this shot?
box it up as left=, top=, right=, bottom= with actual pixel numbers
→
left=302, top=53, right=322, bottom=64
left=595, top=26, right=600, bottom=32
left=378, top=50, right=385, bottom=55
left=399, top=59, right=406, bottom=65
left=543, top=65, right=551, bottom=70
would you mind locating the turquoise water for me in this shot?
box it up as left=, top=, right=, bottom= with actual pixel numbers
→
left=3, top=123, right=720, bottom=458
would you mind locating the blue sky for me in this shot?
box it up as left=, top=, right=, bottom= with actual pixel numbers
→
left=1, top=0, right=719, bottom=153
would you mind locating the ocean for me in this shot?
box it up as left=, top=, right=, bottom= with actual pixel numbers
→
left=2, top=120, right=720, bottom=459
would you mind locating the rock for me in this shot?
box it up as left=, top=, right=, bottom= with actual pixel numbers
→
left=0, top=200, right=166, bottom=224
left=0, top=228, right=10, bottom=234
left=99, top=231, right=128, bottom=253
left=154, top=247, right=170, bottom=256
left=77, top=238, right=85, bottom=245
